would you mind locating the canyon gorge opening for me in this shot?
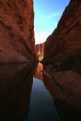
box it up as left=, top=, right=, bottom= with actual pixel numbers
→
left=34, top=0, right=70, bottom=62
left=0, top=0, right=81, bottom=121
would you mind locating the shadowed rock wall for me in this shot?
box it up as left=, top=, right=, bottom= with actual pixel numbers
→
left=44, top=0, right=81, bottom=65
left=0, top=0, right=35, bottom=63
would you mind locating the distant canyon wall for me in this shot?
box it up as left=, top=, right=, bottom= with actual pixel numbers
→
left=0, top=0, right=35, bottom=63
left=44, top=0, right=81, bottom=66
left=35, top=43, right=44, bottom=61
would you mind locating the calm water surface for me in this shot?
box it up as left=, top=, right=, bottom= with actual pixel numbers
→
left=28, top=63, right=59, bottom=121
left=0, top=63, right=81, bottom=121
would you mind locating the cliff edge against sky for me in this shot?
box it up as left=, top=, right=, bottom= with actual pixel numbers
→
left=44, top=0, right=81, bottom=67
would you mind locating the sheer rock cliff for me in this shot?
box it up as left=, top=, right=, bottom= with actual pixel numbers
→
left=35, top=43, right=44, bottom=61
left=44, top=0, right=81, bottom=67
left=0, top=0, right=35, bottom=63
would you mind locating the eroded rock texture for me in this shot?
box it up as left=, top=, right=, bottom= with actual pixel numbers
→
left=0, top=0, right=35, bottom=63
left=44, top=0, right=81, bottom=66
left=35, top=43, right=44, bottom=61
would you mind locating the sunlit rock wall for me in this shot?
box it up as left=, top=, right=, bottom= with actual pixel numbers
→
left=0, top=0, right=35, bottom=63
left=44, top=0, right=81, bottom=65
left=35, top=43, right=44, bottom=61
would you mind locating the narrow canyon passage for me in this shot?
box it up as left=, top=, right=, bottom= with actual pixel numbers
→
left=0, top=0, right=81, bottom=121
left=28, top=62, right=59, bottom=121
left=1, top=63, right=81, bottom=121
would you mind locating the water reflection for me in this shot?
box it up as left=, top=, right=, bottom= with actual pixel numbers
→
left=43, top=67, right=81, bottom=121
left=28, top=63, right=59, bottom=121
left=0, top=63, right=34, bottom=121
left=28, top=77, right=59, bottom=121
left=1, top=62, right=81, bottom=121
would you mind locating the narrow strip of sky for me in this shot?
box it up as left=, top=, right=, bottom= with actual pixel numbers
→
left=34, top=0, right=70, bottom=44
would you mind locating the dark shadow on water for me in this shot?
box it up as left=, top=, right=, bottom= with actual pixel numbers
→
left=43, top=64, right=81, bottom=121
left=54, top=100, right=81, bottom=121
left=0, top=63, right=34, bottom=121
left=1, top=62, right=81, bottom=121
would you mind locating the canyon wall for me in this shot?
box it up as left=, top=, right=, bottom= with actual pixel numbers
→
left=35, top=43, right=44, bottom=61
left=44, top=0, right=81, bottom=66
left=0, top=0, right=35, bottom=63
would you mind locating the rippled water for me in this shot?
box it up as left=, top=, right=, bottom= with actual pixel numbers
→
left=0, top=63, right=81, bottom=121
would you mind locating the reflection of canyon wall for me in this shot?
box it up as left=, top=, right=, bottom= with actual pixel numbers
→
left=43, top=69, right=81, bottom=108
left=35, top=43, right=44, bottom=61
left=34, top=62, right=43, bottom=80
left=44, top=0, right=81, bottom=65
left=0, top=64, right=34, bottom=121
left=0, top=0, right=35, bottom=62
left=43, top=70, right=81, bottom=121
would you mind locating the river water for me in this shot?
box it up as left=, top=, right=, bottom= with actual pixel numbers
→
left=0, top=62, right=81, bottom=121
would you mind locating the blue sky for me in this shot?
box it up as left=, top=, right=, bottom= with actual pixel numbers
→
left=34, top=0, right=70, bottom=44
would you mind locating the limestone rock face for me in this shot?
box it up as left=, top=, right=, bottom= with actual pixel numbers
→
left=44, top=0, right=81, bottom=65
left=0, top=0, right=35, bottom=63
